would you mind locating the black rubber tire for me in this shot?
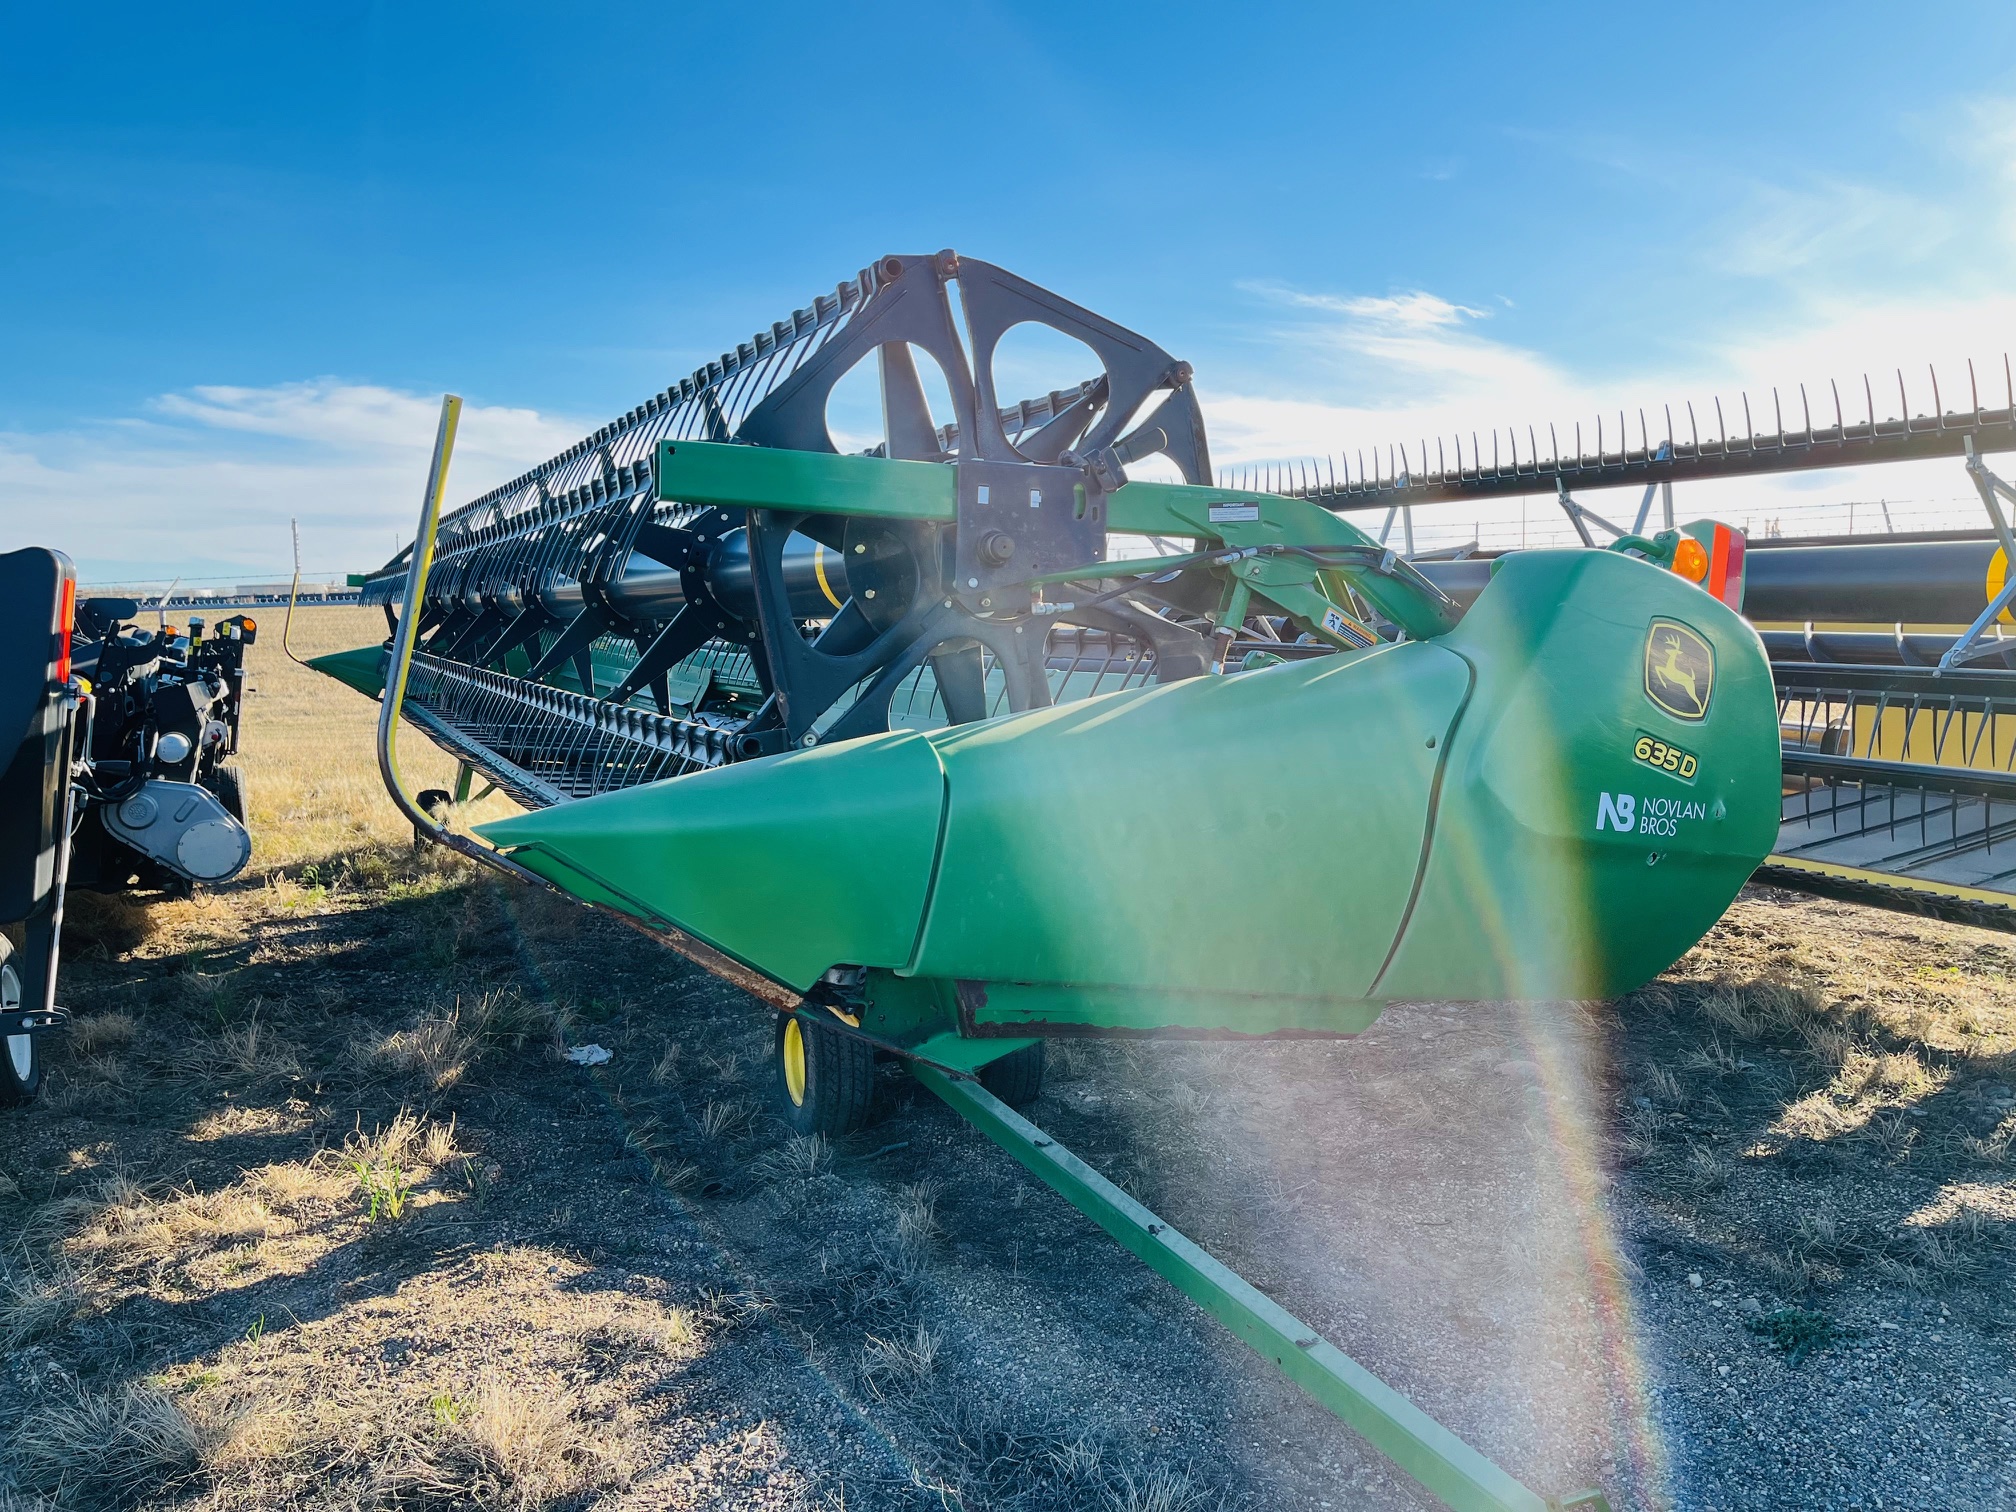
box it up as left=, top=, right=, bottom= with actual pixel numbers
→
left=774, top=1012, right=876, bottom=1138
left=0, top=936, right=44, bottom=1109
left=977, top=1041, right=1045, bottom=1108
left=208, top=761, right=248, bottom=826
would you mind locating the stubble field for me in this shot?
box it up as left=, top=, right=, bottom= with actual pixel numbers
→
left=2, top=607, right=2013, bottom=1512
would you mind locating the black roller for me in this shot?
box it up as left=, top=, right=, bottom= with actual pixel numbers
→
left=1413, top=532, right=2007, bottom=628
left=1741, top=533, right=2004, bottom=624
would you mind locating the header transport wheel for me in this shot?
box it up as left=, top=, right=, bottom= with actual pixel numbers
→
left=773, top=1011, right=875, bottom=1138
left=0, top=936, right=43, bottom=1108
left=977, top=1042, right=1045, bottom=1108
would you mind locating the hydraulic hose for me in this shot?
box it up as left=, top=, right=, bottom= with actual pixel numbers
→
left=375, top=395, right=804, bottom=1010
left=376, top=396, right=555, bottom=891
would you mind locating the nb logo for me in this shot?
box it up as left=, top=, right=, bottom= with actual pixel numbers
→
left=1596, top=792, right=1637, bottom=832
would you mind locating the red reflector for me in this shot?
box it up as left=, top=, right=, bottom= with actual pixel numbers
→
left=1707, top=524, right=1731, bottom=603
left=54, top=576, right=75, bottom=684
left=1720, top=529, right=1747, bottom=609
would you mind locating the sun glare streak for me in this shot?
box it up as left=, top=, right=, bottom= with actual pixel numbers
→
left=1513, top=998, right=1671, bottom=1506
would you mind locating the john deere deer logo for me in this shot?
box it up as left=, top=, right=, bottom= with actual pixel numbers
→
left=1644, top=619, right=1713, bottom=721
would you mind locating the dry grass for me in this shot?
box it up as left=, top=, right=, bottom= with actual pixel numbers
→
left=63, top=1173, right=293, bottom=1274
left=9, top=1240, right=667, bottom=1508
left=65, top=1011, right=139, bottom=1057
left=860, top=1322, right=942, bottom=1400
left=246, top=1158, right=353, bottom=1208
left=354, top=988, right=565, bottom=1095
left=751, top=1133, right=835, bottom=1186
left=697, top=1095, right=755, bottom=1139
left=647, top=1041, right=684, bottom=1086
left=342, top=1107, right=461, bottom=1170
left=360, top=1010, right=474, bottom=1090
left=9, top=1381, right=260, bottom=1509
left=1623, top=889, right=2016, bottom=1323
left=892, top=1179, right=941, bottom=1263
left=204, top=1018, right=305, bottom=1084
left=236, top=607, right=521, bottom=869
left=10, top=602, right=1215, bottom=1512
left=1104, top=1465, right=1218, bottom=1512
left=389, top=1380, right=609, bottom=1510
left=0, top=1252, right=86, bottom=1349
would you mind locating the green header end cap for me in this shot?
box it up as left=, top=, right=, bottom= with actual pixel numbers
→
left=476, top=730, right=949, bottom=991
left=307, top=643, right=388, bottom=699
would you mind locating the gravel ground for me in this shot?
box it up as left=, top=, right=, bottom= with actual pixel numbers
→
left=6, top=874, right=2008, bottom=1511
left=3, top=619, right=2010, bottom=1510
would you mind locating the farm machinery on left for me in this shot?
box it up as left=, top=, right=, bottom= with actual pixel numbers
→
left=0, top=548, right=256, bottom=1105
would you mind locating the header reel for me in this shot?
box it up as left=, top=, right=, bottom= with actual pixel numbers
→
left=341, top=252, right=1456, bottom=795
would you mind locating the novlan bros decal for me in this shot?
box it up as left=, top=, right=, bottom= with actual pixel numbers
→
left=1644, top=617, right=1714, bottom=722
left=1596, top=790, right=1711, bottom=838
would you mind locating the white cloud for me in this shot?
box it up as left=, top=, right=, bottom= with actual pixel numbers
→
left=1258, top=287, right=1488, bottom=330
left=0, top=381, right=585, bottom=586
left=1713, top=179, right=1956, bottom=281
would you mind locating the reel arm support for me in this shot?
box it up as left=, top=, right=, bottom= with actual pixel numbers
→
left=655, top=441, right=1460, bottom=647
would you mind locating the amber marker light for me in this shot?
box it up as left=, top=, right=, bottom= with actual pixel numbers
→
left=1672, top=536, right=1709, bottom=582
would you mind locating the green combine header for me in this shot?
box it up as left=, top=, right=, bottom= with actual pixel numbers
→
left=312, top=251, right=1821, bottom=1512
left=477, top=443, right=1779, bottom=1056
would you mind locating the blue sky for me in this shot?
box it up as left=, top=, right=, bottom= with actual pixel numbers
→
left=3, top=3, right=2012, bottom=582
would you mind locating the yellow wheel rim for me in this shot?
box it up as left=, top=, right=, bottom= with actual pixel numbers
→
left=782, top=1018, right=808, bottom=1106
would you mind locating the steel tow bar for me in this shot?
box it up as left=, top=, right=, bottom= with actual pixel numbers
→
left=915, top=1065, right=1612, bottom=1512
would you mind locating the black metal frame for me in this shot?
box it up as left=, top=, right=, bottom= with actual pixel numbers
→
left=1263, top=361, right=2016, bottom=511
left=1774, top=657, right=2016, bottom=899
left=368, top=252, right=1217, bottom=798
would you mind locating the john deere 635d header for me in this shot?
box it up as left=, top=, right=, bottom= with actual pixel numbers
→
left=316, top=251, right=1802, bottom=1512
